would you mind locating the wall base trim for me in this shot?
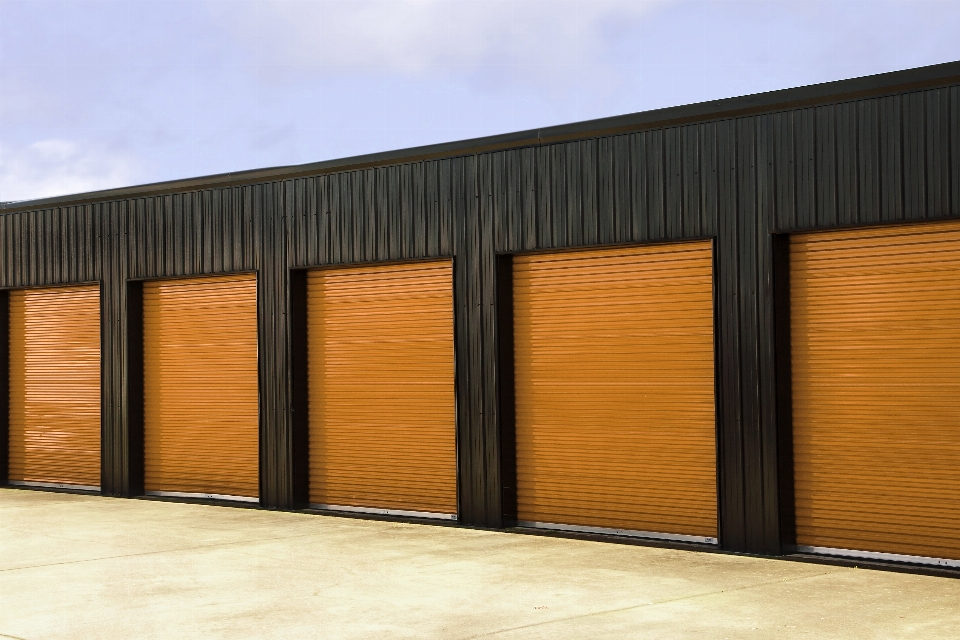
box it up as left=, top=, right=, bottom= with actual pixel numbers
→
left=310, top=503, right=457, bottom=521
left=794, top=545, right=960, bottom=569
left=145, top=490, right=259, bottom=504
left=517, top=520, right=718, bottom=545
left=8, top=480, right=100, bottom=492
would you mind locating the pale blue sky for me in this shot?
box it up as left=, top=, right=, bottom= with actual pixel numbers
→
left=1, top=0, right=958, bottom=202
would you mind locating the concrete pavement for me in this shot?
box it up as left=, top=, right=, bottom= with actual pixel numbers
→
left=1, top=488, right=957, bottom=639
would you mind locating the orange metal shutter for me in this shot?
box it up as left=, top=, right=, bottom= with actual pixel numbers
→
left=513, top=242, right=717, bottom=541
left=8, top=285, right=101, bottom=488
left=143, top=274, right=259, bottom=499
left=791, top=220, right=960, bottom=562
left=307, top=260, right=457, bottom=516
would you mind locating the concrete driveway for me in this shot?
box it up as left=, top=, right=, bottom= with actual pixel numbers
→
left=1, top=488, right=957, bottom=639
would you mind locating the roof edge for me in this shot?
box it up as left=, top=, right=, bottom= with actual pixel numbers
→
left=3, top=60, right=958, bottom=214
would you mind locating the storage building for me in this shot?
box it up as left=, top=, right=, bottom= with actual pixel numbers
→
left=2, top=62, right=958, bottom=570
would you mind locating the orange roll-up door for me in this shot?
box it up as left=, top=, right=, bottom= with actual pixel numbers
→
left=791, top=220, right=960, bottom=563
left=514, top=242, right=717, bottom=541
left=8, top=285, right=101, bottom=488
left=308, top=260, right=457, bottom=517
left=143, top=274, right=259, bottom=499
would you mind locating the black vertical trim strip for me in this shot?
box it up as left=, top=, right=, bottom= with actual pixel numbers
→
left=772, top=233, right=795, bottom=549
left=450, top=251, right=462, bottom=521
left=102, top=200, right=129, bottom=496
left=479, top=154, right=501, bottom=526
left=736, top=117, right=763, bottom=552
left=710, top=237, right=723, bottom=543
left=0, top=290, right=8, bottom=483
left=289, top=268, right=309, bottom=507
left=125, top=280, right=144, bottom=496
left=716, top=117, right=745, bottom=550
left=495, top=254, right=516, bottom=525
left=756, top=113, right=782, bottom=553
left=268, top=181, right=292, bottom=508
left=451, top=158, right=472, bottom=520
left=951, top=86, right=960, bottom=216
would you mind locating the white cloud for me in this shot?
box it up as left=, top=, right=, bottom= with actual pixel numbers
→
left=0, top=139, right=143, bottom=202
left=209, top=0, right=667, bottom=79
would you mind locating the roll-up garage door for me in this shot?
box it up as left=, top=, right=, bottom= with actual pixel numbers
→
left=143, top=274, right=259, bottom=500
left=8, top=285, right=101, bottom=489
left=791, top=220, right=960, bottom=565
left=514, top=242, right=717, bottom=542
left=307, top=260, right=457, bottom=518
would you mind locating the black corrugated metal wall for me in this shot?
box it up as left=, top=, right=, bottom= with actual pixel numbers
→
left=2, top=80, right=958, bottom=554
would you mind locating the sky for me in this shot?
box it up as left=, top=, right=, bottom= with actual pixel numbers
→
left=1, top=0, right=959, bottom=203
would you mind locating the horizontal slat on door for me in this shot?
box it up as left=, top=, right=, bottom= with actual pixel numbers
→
left=514, top=242, right=717, bottom=538
left=8, top=285, right=101, bottom=487
left=791, top=220, right=960, bottom=561
left=143, top=274, right=259, bottom=498
left=308, top=260, right=457, bottom=515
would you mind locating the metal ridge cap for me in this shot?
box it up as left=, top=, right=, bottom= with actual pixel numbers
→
left=3, top=60, right=958, bottom=215
left=1, top=127, right=542, bottom=214
left=538, top=60, right=960, bottom=142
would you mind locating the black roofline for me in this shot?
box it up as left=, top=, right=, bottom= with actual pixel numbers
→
left=3, top=60, right=958, bottom=214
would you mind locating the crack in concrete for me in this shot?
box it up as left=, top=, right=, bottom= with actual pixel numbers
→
left=0, top=532, right=324, bottom=572
left=458, top=569, right=842, bottom=639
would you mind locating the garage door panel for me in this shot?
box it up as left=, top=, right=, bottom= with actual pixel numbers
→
left=514, top=242, right=718, bottom=540
left=308, top=260, right=457, bottom=516
left=791, top=219, right=960, bottom=561
left=143, top=273, right=259, bottom=499
left=8, top=285, right=101, bottom=487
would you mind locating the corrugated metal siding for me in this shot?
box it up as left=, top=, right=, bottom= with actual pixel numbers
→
left=513, top=243, right=717, bottom=537
left=8, top=285, right=101, bottom=487
left=0, top=80, right=957, bottom=551
left=307, top=260, right=456, bottom=514
left=143, top=274, right=259, bottom=498
left=791, top=221, right=960, bottom=560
